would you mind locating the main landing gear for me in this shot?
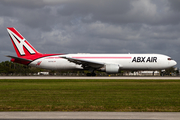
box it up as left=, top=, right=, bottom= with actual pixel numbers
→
left=86, top=69, right=96, bottom=76
left=86, top=72, right=96, bottom=76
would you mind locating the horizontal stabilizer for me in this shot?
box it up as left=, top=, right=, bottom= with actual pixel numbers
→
left=6, top=55, right=32, bottom=62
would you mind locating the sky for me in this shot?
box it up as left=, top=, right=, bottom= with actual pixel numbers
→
left=0, top=0, right=180, bottom=68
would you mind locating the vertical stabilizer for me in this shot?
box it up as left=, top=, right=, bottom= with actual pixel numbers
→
left=7, top=27, right=39, bottom=57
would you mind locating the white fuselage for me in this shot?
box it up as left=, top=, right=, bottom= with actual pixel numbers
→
left=29, top=53, right=177, bottom=71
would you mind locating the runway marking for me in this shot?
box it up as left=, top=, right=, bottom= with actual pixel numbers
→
left=0, top=112, right=179, bottom=120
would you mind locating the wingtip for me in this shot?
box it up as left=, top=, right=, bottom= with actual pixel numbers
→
left=5, top=55, right=11, bottom=57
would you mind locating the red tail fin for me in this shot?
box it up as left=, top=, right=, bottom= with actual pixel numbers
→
left=7, top=27, right=63, bottom=65
left=7, top=27, right=40, bottom=57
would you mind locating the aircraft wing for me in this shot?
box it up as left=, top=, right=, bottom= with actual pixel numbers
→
left=6, top=55, right=32, bottom=62
left=61, top=56, right=104, bottom=69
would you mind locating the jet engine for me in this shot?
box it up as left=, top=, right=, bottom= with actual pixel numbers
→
left=99, top=64, right=120, bottom=74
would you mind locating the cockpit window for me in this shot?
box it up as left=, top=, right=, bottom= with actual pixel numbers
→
left=168, top=58, right=172, bottom=60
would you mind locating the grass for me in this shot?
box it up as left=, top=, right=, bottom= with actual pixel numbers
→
left=0, top=79, right=180, bottom=111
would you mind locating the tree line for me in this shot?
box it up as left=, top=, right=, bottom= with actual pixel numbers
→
left=0, top=61, right=44, bottom=75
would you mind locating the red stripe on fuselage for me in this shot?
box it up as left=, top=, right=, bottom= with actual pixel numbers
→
left=44, top=56, right=132, bottom=59
left=72, top=57, right=132, bottom=59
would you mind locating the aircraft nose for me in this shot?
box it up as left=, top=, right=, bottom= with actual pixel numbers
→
left=168, top=60, right=177, bottom=68
left=172, top=60, right=177, bottom=66
left=173, top=60, right=177, bottom=66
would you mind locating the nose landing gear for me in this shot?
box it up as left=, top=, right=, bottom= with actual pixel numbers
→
left=160, top=69, right=165, bottom=76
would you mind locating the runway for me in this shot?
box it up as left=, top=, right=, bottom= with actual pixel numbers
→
left=0, top=76, right=180, bottom=79
left=0, top=112, right=180, bottom=120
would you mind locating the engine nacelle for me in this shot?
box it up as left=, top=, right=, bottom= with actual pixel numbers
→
left=100, top=64, right=120, bottom=74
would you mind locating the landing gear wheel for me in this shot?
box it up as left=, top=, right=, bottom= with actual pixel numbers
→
left=160, top=72, right=164, bottom=76
left=86, top=73, right=92, bottom=76
left=91, top=73, right=96, bottom=76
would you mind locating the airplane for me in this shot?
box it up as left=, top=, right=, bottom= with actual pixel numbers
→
left=6, top=27, right=177, bottom=76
